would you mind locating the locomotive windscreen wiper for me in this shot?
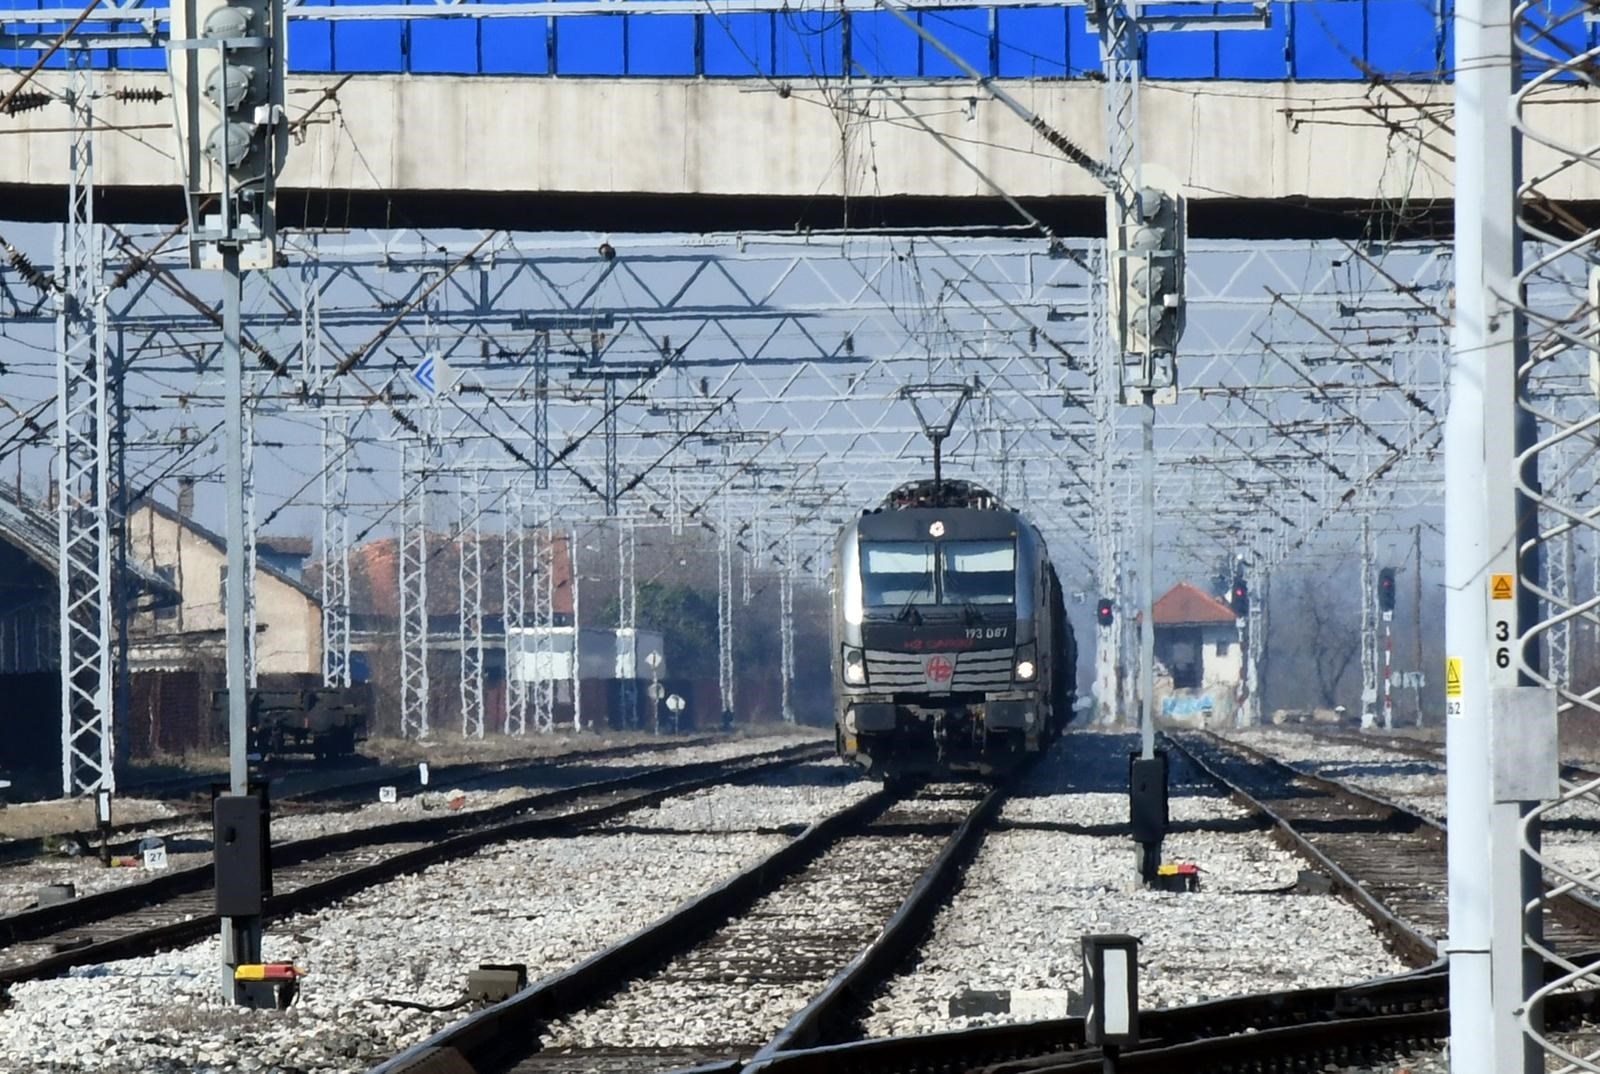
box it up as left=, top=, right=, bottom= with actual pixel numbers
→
left=896, top=571, right=933, bottom=624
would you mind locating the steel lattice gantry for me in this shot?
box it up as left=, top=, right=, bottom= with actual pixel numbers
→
left=0, top=224, right=1452, bottom=748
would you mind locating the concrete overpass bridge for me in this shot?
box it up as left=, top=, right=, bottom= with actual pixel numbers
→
left=2, top=0, right=1597, bottom=233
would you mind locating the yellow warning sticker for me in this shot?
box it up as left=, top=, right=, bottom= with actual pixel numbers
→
left=1491, top=574, right=1514, bottom=601
left=1445, top=657, right=1463, bottom=698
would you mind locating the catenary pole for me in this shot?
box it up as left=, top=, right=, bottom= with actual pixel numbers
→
left=1446, top=0, right=1541, bottom=1065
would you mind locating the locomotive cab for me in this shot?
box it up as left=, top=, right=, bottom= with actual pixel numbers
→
left=832, top=480, right=1073, bottom=779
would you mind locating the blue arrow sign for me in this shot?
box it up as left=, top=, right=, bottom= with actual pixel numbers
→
left=413, top=355, right=437, bottom=396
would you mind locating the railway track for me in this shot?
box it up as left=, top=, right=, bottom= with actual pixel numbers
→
left=0, top=741, right=828, bottom=985
left=373, top=774, right=1018, bottom=1074
left=1171, top=730, right=1600, bottom=966
left=0, top=734, right=728, bottom=868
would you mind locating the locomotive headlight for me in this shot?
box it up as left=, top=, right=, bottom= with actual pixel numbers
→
left=842, top=646, right=868, bottom=686
left=1014, top=643, right=1037, bottom=682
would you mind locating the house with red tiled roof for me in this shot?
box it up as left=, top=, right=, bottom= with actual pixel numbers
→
left=1152, top=582, right=1242, bottom=725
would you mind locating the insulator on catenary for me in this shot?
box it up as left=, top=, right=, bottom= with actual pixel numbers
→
left=113, top=87, right=167, bottom=104
left=1, top=92, right=52, bottom=116
left=5, top=246, right=55, bottom=292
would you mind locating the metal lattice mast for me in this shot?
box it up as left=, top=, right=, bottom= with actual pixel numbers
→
left=1090, top=240, right=1123, bottom=725
left=717, top=490, right=735, bottom=723
left=56, top=54, right=114, bottom=796
left=1360, top=512, right=1376, bottom=724
left=308, top=255, right=352, bottom=690
left=502, top=479, right=528, bottom=735
left=780, top=537, right=795, bottom=724
left=529, top=496, right=556, bottom=734
left=319, top=412, right=351, bottom=687
left=616, top=519, right=637, bottom=729
left=1509, top=0, right=1600, bottom=1062
left=569, top=527, right=583, bottom=731
left=458, top=472, right=485, bottom=738
left=398, top=440, right=430, bottom=739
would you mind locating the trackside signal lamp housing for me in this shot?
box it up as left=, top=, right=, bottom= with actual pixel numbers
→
left=170, top=0, right=286, bottom=264
left=1096, top=598, right=1114, bottom=627
left=1230, top=578, right=1248, bottom=617
left=1378, top=567, right=1396, bottom=613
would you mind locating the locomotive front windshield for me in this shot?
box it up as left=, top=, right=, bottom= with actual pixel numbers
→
left=860, top=539, right=1016, bottom=607
left=941, top=540, right=1016, bottom=605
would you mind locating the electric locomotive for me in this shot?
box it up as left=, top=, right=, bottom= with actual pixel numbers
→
left=831, top=479, right=1075, bottom=779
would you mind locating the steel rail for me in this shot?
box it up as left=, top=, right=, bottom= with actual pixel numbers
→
left=745, top=967, right=1453, bottom=1074
left=368, top=785, right=903, bottom=1074
left=1173, top=731, right=1600, bottom=968
left=0, top=742, right=828, bottom=984
left=1169, top=730, right=1441, bottom=966
left=0, top=734, right=728, bottom=867
left=754, top=783, right=1008, bottom=1056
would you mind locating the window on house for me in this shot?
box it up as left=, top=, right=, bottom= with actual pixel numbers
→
left=1215, top=640, right=1231, bottom=656
left=155, top=566, right=177, bottom=621
left=218, top=564, right=228, bottom=605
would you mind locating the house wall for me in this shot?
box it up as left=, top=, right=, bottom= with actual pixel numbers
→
left=1155, top=622, right=1243, bottom=726
left=126, top=505, right=322, bottom=676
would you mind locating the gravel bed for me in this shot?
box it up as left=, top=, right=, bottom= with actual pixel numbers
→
left=0, top=796, right=181, bottom=841
left=863, top=788, right=1406, bottom=1037
left=608, top=760, right=874, bottom=832
left=0, top=736, right=826, bottom=917
left=0, top=798, right=815, bottom=1072
left=1000, top=790, right=1251, bottom=826
left=541, top=831, right=944, bottom=1051
left=602, top=731, right=823, bottom=768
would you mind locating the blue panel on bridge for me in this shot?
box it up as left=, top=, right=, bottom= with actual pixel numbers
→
left=1366, top=0, right=1439, bottom=76
left=1066, top=7, right=1101, bottom=76
left=481, top=17, right=549, bottom=74
left=289, top=15, right=336, bottom=73
left=1146, top=4, right=1219, bottom=79
left=16, top=0, right=1576, bottom=86
left=1289, top=0, right=1365, bottom=78
left=773, top=9, right=843, bottom=76
left=920, top=8, right=993, bottom=75
left=703, top=11, right=771, bottom=75
left=333, top=18, right=405, bottom=72
left=852, top=10, right=921, bottom=76
left=556, top=12, right=626, bottom=74
left=996, top=8, right=1067, bottom=77
left=411, top=18, right=479, bottom=73
left=627, top=14, right=697, bottom=74
left=1218, top=2, right=1288, bottom=79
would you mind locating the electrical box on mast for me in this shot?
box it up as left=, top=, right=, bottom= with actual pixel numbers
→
left=1109, top=189, right=1186, bottom=404
left=168, top=0, right=286, bottom=268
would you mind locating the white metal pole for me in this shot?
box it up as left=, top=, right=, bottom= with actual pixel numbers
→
left=1448, top=0, right=1539, bottom=1063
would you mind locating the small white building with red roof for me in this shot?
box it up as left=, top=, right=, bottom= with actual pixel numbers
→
left=1152, top=582, right=1243, bottom=725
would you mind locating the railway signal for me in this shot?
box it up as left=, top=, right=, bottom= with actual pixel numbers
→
left=1229, top=577, right=1248, bottom=617
left=171, top=0, right=286, bottom=264
left=1111, top=189, right=1187, bottom=368
left=1378, top=567, right=1396, bottom=613
left=1097, top=598, right=1115, bottom=627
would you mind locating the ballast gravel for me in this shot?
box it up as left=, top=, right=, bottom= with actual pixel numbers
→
left=610, top=760, right=876, bottom=832
left=0, top=735, right=826, bottom=916
left=864, top=775, right=1406, bottom=1037
left=0, top=758, right=860, bottom=1074
left=542, top=832, right=942, bottom=1050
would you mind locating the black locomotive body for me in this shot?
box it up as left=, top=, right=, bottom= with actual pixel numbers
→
left=831, top=480, right=1076, bottom=779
